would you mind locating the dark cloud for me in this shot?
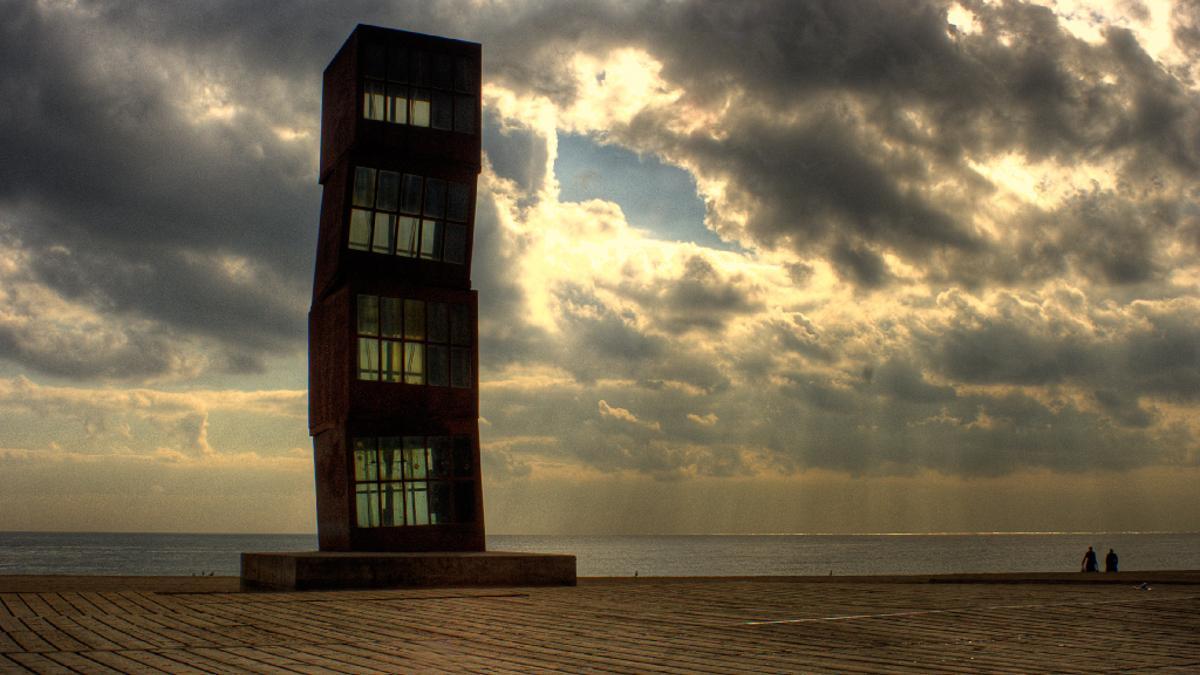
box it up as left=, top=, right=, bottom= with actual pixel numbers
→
left=1174, top=0, right=1200, bottom=58
left=481, top=383, right=752, bottom=480
left=780, top=373, right=860, bottom=413
left=654, top=111, right=983, bottom=262
left=784, top=262, right=814, bottom=285
left=480, top=445, right=533, bottom=480
left=609, top=255, right=763, bottom=334
left=474, top=0, right=1198, bottom=288
left=1123, top=306, right=1200, bottom=400
left=476, top=293, right=1194, bottom=479
left=558, top=286, right=664, bottom=362
left=872, top=358, right=956, bottom=404
left=1, top=0, right=1195, bottom=484
left=931, top=317, right=1096, bottom=386
left=746, top=375, right=1173, bottom=476
left=472, top=190, right=557, bottom=371
left=482, top=110, right=549, bottom=196
left=658, top=258, right=760, bottom=331
left=913, top=292, right=1200, bottom=410
left=831, top=240, right=891, bottom=288
left=1120, top=1, right=1151, bottom=22
left=0, top=1, right=321, bottom=379
left=0, top=315, right=182, bottom=381
left=555, top=286, right=729, bottom=392
left=1092, top=388, right=1154, bottom=428
left=1058, top=189, right=1168, bottom=285
left=769, top=314, right=836, bottom=365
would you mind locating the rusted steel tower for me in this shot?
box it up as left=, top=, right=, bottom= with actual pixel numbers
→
left=309, top=25, right=484, bottom=552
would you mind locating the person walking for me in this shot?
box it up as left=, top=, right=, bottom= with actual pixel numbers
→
left=1081, top=546, right=1099, bottom=572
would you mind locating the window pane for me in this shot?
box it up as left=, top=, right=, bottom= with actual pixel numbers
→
left=353, top=438, right=378, bottom=481
left=443, top=223, right=466, bottom=265
left=364, top=80, right=386, bottom=121
left=348, top=209, right=372, bottom=250
left=426, top=344, right=449, bottom=387
left=371, top=212, right=394, bottom=253
left=451, top=347, right=471, bottom=388
left=376, top=171, right=400, bottom=211
left=380, top=482, right=405, bottom=526
left=400, top=174, right=423, bottom=214
left=452, top=436, right=473, bottom=476
left=403, top=299, right=425, bottom=340
left=429, top=482, right=451, bottom=525
left=383, top=339, right=403, bottom=382
left=407, top=482, right=429, bottom=525
left=378, top=437, right=403, bottom=481
left=450, top=303, right=471, bottom=346
left=388, top=46, right=408, bottom=83
left=379, top=297, right=402, bottom=338
left=420, top=220, right=442, bottom=260
left=454, top=57, right=473, bottom=92
left=404, top=343, right=424, bottom=384
left=429, top=437, right=452, bottom=477
left=411, top=52, right=431, bottom=85
left=358, top=338, right=380, bottom=380
left=427, top=302, right=449, bottom=343
left=352, top=167, right=376, bottom=207
left=432, top=91, right=453, bottom=130
left=403, top=438, right=428, bottom=479
left=406, top=449, right=428, bottom=481
left=423, top=179, right=446, bottom=217
left=454, top=95, right=476, bottom=134
left=396, top=216, right=419, bottom=257
left=447, top=182, right=469, bottom=222
left=434, top=54, right=453, bottom=89
left=387, top=85, right=408, bottom=124
left=357, top=295, right=379, bottom=335
left=356, top=484, right=380, bottom=528
left=410, top=89, right=430, bottom=127
left=454, top=481, right=476, bottom=523
left=364, top=43, right=387, bottom=79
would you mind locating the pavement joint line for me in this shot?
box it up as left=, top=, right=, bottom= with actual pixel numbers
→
left=743, top=593, right=1200, bottom=625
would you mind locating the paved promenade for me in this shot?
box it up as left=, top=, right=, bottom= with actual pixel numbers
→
left=1, top=572, right=1198, bottom=673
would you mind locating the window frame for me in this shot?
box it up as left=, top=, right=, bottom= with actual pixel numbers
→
left=361, top=43, right=477, bottom=135
left=351, top=435, right=476, bottom=528
left=356, top=293, right=472, bottom=389
left=347, top=165, right=471, bottom=265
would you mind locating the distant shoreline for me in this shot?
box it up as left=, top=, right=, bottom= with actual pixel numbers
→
left=2, top=530, right=1198, bottom=536
left=5, top=531, right=1200, bottom=577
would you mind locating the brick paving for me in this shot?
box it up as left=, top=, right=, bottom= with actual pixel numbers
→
left=0, top=574, right=1197, bottom=673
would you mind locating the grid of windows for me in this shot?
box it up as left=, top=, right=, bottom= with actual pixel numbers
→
left=356, top=294, right=472, bottom=388
left=352, top=435, right=476, bottom=528
left=347, top=166, right=470, bottom=265
left=362, top=43, right=477, bottom=135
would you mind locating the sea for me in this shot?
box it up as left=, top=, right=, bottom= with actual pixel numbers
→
left=1, top=531, right=1198, bottom=577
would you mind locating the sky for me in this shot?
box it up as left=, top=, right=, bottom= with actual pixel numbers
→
left=0, top=0, right=1198, bottom=535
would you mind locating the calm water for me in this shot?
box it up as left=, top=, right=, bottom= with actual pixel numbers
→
left=0, top=531, right=1197, bottom=577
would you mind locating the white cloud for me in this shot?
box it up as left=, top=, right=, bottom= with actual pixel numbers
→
left=0, top=376, right=306, bottom=462
left=598, top=399, right=662, bottom=431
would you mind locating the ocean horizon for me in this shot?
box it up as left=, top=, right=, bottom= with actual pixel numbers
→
left=2, top=530, right=1198, bottom=578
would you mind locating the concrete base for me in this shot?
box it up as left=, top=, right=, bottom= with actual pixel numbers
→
left=240, top=550, right=576, bottom=591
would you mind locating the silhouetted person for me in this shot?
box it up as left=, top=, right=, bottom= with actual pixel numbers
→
left=1082, top=546, right=1098, bottom=572
left=1105, top=549, right=1118, bottom=573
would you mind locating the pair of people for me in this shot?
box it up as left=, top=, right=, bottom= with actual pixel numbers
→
left=1081, top=546, right=1118, bottom=572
